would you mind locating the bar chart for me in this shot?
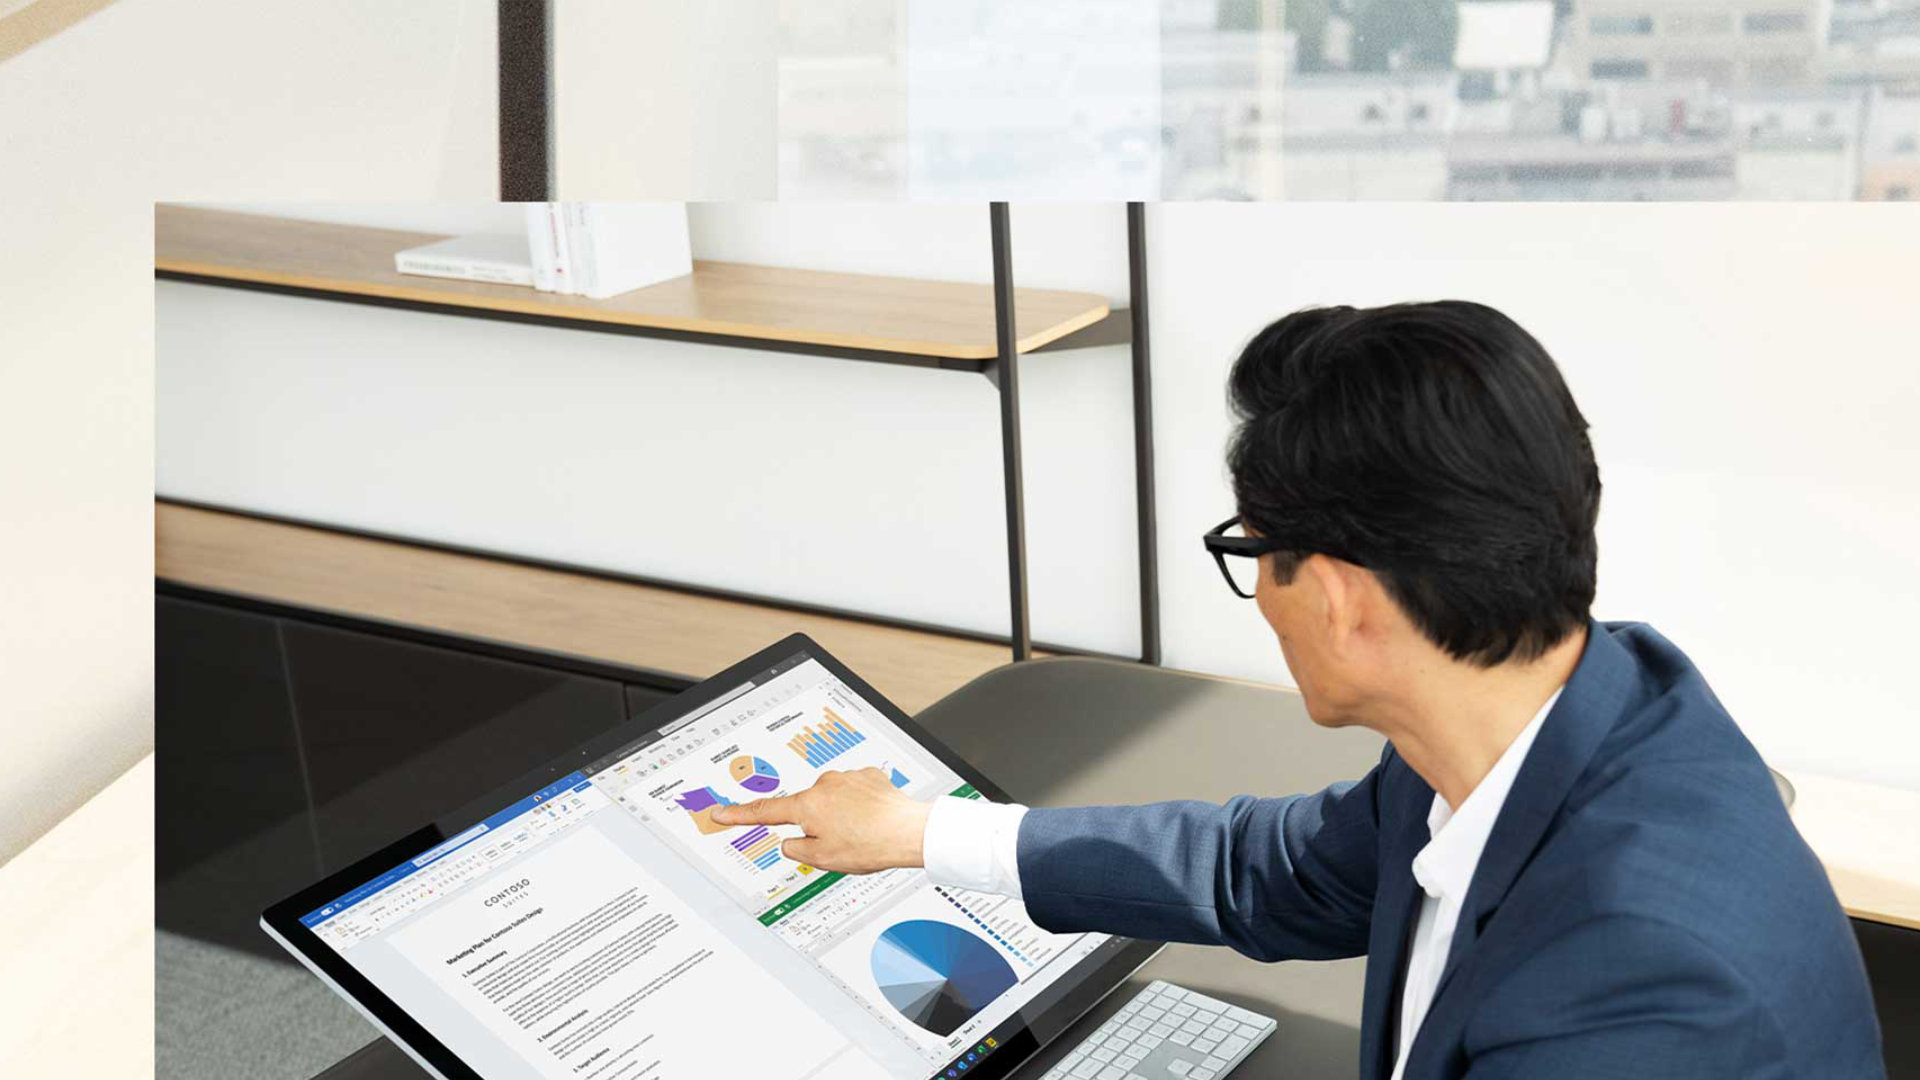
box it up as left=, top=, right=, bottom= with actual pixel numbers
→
left=786, top=707, right=868, bottom=768
left=729, top=825, right=786, bottom=872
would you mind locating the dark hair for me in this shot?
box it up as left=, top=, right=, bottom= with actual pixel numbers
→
left=1226, top=301, right=1600, bottom=667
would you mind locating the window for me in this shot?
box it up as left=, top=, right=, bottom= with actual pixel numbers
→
left=765, top=0, right=1920, bottom=201
left=1590, top=14, right=1655, bottom=35
left=1749, top=56, right=1808, bottom=84
left=1665, top=57, right=1734, bottom=84
left=1591, top=59, right=1651, bottom=80
left=1668, top=12, right=1734, bottom=33
left=1743, top=11, right=1807, bottom=33
left=1671, top=157, right=1736, bottom=179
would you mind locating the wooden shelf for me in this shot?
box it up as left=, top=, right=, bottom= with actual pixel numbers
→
left=155, top=501, right=1048, bottom=715
left=154, top=205, right=1113, bottom=363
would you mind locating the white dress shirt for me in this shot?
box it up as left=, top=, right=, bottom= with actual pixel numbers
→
left=922, top=686, right=1564, bottom=1080
left=1388, top=686, right=1559, bottom=1080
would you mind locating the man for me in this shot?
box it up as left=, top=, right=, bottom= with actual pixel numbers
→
left=711, top=302, right=1885, bottom=1078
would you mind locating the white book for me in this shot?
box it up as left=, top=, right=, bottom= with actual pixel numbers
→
left=394, top=234, right=535, bottom=287
left=547, top=202, right=575, bottom=294
left=563, top=202, right=692, bottom=300
left=524, top=204, right=559, bottom=292
left=563, top=202, right=599, bottom=298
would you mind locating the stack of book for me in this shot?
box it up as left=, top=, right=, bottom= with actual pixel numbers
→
left=394, top=203, right=692, bottom=299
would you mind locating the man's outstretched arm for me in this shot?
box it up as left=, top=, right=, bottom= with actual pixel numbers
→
left=710, top=756, right=1387, bottom=963
left=1011, top=778, right=1382, bottom=961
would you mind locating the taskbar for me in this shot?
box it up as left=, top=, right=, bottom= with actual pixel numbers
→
left=926, top=933, right=1145, bottom=1080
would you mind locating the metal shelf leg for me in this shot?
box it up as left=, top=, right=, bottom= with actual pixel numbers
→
left=989, top=203, right=1032, bottom=662
left=1128, top=203, right=1161, bottom=666
left=498, top=0, right=554, bottom=201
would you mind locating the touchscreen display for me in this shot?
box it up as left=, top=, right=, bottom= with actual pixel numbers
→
left=295, top=652, right=1112, bottom=1080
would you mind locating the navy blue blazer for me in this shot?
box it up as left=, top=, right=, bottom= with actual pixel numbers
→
left=1016, top=622, right=1884, bottom=1079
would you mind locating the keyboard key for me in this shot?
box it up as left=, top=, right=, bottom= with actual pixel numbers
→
left=1098, top=1067, right=1126, bottom=1080
left=1070, top=1060, right=1102, bottom=1079
left=1138, top=1034, right=1164, bottom=1050
left=1162, top=987, right=1188, bottom=1001
left=1141, top=1006, right=1167, bottom=1021
left=1190, top=1069, right=1216, bottom=1080
left=1167, top=1062, right=1192, bottom=1076
left=1236, top=1023, right=1263, bottom=1039
left=1192, top=1038, right=1218, bottom=1054
left=1219, top=1035, right=1249, bottom=1056
left=1204, top=1056, right=1229, bottom=1071
left=1181, top=1019, right=1208, bottom=1035
left=1170, top=1031, right=1194, bottom=1046
left=1149, top=1023, right=1175, bottom=1038
left=1193, top=1010, right=1221, bottom=1026
left=1171, top=1003, right=1197, bottom=1017
left=1090, top=1047, right=1116, bottom=1063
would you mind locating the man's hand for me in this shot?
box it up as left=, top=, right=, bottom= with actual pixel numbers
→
left=707, top=768, right=931, bottom=874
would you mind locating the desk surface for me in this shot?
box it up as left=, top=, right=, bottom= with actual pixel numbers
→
left=1782, top=770, right=1920, bottom=932
left=156, top=205, right=1111, bottom=361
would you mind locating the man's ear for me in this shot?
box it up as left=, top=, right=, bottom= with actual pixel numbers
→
left=1302, top=554, right=1361, bottom=658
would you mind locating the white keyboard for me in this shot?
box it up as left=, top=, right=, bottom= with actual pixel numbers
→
left=1034, top=980, right=1277, bottom=1080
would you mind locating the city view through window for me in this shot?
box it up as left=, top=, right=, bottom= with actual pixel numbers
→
left=777, top=0, right=1920, bottom=199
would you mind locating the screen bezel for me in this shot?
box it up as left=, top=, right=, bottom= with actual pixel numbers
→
left=261, top=632, right=1162, bottom=1080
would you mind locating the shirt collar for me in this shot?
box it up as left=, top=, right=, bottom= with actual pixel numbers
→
left=1411, top=686, right=1564, bottom=905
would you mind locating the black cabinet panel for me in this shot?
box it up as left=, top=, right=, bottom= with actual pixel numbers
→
left=155, top=596, right=319, bottom=958
left=1856, top=920, right=1920, bottom=1078
left=156, top=596, right=310, bottom=877
left=279, top=622, right=627, bottom=871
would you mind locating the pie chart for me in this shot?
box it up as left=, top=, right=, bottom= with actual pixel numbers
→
left=870, top=920, right=1017, bottom=1036
left=729, top=755, right=782, bottom=794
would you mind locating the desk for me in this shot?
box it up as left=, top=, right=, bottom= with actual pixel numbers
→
left=1782, top=770, right=1920, bottom=932
left=310, top=657, right=1383, bottom=1079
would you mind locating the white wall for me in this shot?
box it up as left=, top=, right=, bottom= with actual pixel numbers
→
left=158, top=202, right=1920, bottom=791
left=0, top=0, right=495, bottom=869
left=1148, top=203, right=1920, bottom=790
left=0, top=0, right=796, bottom=868
left=556, top=0, right=778, bottom=199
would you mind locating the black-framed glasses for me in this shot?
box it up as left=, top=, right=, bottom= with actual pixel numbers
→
left=1203, top=516, right=1284, bottom=599
left=1203, top=515, right=1371, bottom=599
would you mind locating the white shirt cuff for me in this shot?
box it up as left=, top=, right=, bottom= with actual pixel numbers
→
left=921, top=795, right=1028, bottom=899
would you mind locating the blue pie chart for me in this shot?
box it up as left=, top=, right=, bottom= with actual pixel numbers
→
left=870, top=920, right=1017, bottom=1036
